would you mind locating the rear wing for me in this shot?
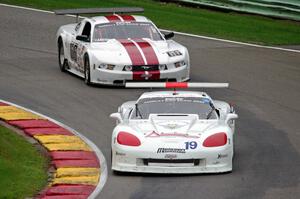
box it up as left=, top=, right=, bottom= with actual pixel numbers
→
left=125, top=82, right=229, bottom=89
left=54, top=7, right=144, bottom=22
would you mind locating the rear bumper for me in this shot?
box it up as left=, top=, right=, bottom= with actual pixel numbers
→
left=90, top=65, right=190, bottom=86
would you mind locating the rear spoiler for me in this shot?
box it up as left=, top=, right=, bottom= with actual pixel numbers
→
left=125, top=82, right=229, bottom=89
left=54, top=7, right=144, bottom=22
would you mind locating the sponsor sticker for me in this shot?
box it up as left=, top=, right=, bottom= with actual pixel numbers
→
left=217, top=154, right=228, bottom=159
left=164, top=154, right=177, bottom=159
left=157, top=148, right=186, bottom=153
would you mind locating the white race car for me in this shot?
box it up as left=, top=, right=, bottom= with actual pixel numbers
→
left=110, top=82, right=238, bottom=174
left=55, top=8, right=190, bottom=86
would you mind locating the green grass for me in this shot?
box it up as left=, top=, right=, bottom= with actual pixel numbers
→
left=1, top=0, right=300, bottom=45
left=0, top=125, right=48, bottom=198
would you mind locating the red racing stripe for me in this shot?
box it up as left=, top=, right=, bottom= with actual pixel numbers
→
left=148, top=71, right=160, bottom=80
left=118, top=39, right=145, bottom=66
left=132, top=71, right=145, bottom=81
left=120, top=15, right=135, bottom=21
left=105, top=15, right=121, bottom=22
left=133, top=39, right=159, bottom=65
left=132, top=71, right=160, bottom=80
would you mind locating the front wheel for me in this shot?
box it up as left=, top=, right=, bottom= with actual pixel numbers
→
left=58, top=39, right=67, bottom=72
left=84, top=56, right=91, bottom=85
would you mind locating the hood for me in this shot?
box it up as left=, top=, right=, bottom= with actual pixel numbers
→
left=90, top=38, right=183, bottom=65
left=130, top=115, right=220, bottom=137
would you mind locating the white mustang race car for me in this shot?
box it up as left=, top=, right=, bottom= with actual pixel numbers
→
left=55, top=8, right=190, bottom=86
left=110, top=82, right=238, bottom=174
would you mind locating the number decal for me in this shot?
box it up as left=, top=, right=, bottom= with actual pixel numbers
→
left=185, top=141, right=197, bottom=150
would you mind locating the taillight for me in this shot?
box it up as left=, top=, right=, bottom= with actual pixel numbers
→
left=117, top=131, right=141, bottom=146
left=203, top=132, right=227, bottom=147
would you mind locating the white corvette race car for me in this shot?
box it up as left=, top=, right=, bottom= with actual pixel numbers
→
left=110, top=82, right=238, bottom=174
left=55, top=8, right=190, bottom=85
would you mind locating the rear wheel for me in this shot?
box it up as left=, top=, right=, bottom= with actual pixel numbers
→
left=84, top=55, right=91, bottom=85
left=58, top=39, right=67, bottom=72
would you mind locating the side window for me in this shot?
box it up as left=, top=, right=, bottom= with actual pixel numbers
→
left=81, top=22, right=91, bottom=41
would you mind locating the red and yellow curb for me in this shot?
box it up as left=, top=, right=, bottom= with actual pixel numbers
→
left=0, top=101, right=104, bottom=198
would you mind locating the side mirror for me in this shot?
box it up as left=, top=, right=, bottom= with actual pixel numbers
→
left=225, top=113, right=238, bottom=123
left=76, top=35, right=89, bottom=42
left=110, top=112, right=123, bottom=123
left=164, top=32, right=174, bottom=40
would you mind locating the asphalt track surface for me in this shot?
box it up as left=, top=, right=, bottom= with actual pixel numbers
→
left=0, top=5, right=300, bottom=199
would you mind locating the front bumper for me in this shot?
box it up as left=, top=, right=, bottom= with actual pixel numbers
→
left=112, top=143, right=233, bottom=174
left=90, top=65, right=190, bottom=86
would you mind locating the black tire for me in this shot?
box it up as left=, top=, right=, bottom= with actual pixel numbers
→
left=58, top=39, right=67, bottom=72
left=84, top=55, right=91, bottom=85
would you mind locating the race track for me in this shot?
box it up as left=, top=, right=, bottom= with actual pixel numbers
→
left=0, top=5, right=299, bottom=199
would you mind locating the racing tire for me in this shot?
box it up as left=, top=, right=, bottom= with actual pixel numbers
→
left=58, top=39, right=67, bottom=72
left=84, top=55, right=91, bottom=85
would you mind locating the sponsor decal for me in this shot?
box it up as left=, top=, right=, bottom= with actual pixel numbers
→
left=157, top=148, right=186, bottom=153
left=116, top=151, right=126, bottom=156
left=146, top=131, right=200, bottom=138
left=164, top=154, right=177, bottom=159
left=217, top=154, right=228, bottom=159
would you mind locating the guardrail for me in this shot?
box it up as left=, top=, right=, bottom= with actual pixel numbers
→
left=173, top=0, right=300, bottom=21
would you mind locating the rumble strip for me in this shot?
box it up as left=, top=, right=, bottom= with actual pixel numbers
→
left=0, top=100, right=107, bottom=199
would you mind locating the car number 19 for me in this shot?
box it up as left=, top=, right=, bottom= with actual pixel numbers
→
left=185, top=141, right=197, bottom=150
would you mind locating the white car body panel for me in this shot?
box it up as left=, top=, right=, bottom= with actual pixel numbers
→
left=111, top=90, right=238, bottom=174
left=56, top=15, right=190, bottom=85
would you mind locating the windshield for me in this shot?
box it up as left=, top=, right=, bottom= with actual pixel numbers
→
left=130, top=97, right=218, bottom=120
left=93, top=22, right=163, bottom=41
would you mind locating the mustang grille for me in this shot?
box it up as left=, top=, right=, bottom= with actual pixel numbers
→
left=132, top=65, right=159, bottom=71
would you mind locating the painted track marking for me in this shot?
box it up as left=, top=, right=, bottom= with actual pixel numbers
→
left=0, top=99, right=107, bottom=199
